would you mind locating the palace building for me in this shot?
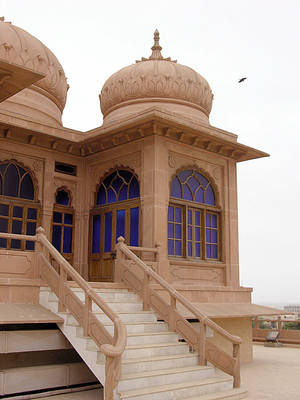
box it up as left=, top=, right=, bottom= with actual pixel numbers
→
left=0, top=18, right=284, bottom=399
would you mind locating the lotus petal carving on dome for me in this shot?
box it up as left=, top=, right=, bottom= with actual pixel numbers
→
left=0, top=18, right=68, bottom=111
left=100, top=30, right=213, bottom=118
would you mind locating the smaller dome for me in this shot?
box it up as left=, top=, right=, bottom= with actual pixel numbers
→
left=0, top=17, right=68, bottom=126
left=100, top=30, right=213, bottom=124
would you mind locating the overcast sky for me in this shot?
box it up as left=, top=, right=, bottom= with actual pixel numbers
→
left=1, top=0, right=299, bottom=306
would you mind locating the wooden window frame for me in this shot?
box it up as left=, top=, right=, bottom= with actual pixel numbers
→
left=168, top=199, right=221, bottom=261
left=0, top=196, right=40, bottom=251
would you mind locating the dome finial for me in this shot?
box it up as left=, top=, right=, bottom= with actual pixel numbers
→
left=149, top=29, right=163, bottom=60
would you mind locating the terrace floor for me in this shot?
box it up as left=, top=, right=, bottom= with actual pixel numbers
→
left=40, top=344, right=300, bottom=400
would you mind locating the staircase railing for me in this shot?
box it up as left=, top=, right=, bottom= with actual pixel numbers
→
left=116, top=236, right=241, bottom=388
left=0, top=229, right=127, bottom=400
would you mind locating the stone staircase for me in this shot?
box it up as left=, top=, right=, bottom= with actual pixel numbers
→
left=40, top=285, right=247, bottom=400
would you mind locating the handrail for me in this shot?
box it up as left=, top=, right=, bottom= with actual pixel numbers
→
left=0, top=229, right=126, bottom=400
left=116, top=236, right=241, bottom=388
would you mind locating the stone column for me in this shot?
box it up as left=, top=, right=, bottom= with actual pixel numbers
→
left=142, top=135, right=170, bottom=280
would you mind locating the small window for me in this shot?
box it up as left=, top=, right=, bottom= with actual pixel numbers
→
left=51, top=189, right=74, bottom=262
left=55, top=162, right=77, bottom=176
left=168, top=169, right=220, bottom=260
left=0, top=160, right=39, bottom=250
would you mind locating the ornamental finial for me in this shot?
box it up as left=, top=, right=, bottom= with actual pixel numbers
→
left=149, top=29, right=163, bottom=60
left=135, top=29, right=177, bottom=63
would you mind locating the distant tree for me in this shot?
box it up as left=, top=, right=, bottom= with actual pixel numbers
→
left=283, top=322, right=300, bottom=330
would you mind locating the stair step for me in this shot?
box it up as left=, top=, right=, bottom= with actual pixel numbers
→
left=71, top=288, right=139, bottom=302
left=184, top=388, right=247, bottom=400
left=123, top=342, right=190, bottom=360
left=95, top=311, right=158, bottom=324
left=121, top=353, right=200, bottom=374
left=118, top=377, right=232, bottom=400
left=76, top=321, right=169, bottom=338
left=83, top=330, right=178, bottom=348
left=119, top=365, right=214, bottom=391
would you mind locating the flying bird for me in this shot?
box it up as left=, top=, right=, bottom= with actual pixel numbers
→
left=238, top=77, right=247, bottom=83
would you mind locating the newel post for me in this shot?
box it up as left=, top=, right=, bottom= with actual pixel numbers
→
left=83, top=292, right=92, bottom=336
left=199, top=320, right=207, bottom=365
left=58, top=263, right=67, bottom=312
left=35, top=226, right=45, bottom=280
left=115, top=236, right=125, bottom=282
left=143, top=271, right=150, bottom=311
left=169, top=295, right=176, bottom=331
left=233, top=343, right=241, bottom=388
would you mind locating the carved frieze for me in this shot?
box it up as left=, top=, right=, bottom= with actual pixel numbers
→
left=170, top=265, right=223, bottom=284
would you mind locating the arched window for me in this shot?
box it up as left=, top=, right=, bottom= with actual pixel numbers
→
left=168, top=169, right=220, bottom=260
left=89, top=169, right=140, bottom=281
left=51, top=189, right=74, bottom=262
left=0, top=160, right=39, bottom=250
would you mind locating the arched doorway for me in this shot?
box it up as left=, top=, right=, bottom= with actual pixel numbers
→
left=89, top=169, right=140, bottom=281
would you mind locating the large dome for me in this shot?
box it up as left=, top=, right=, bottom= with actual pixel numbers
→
left=100, top=30, right=213, bottom=124
left=0, top=17, right=68, bottom=126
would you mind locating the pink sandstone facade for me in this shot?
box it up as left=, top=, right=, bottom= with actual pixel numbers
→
left=0, top=20, right=272, bottom=366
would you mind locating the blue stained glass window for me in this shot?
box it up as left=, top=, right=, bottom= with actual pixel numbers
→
left=205, top=185, right=215, bottom=206
left=20, top=173, right=34, bottom=200
left=175, top=208, right=182, bottom=223
left=175, top=224, right=182, bottom=239
left=96, top=170, right=140, bottom=205
left=168, top=206, right=174, bottom=221
left=107, top=188, right=116, bottom=204
left=170, top=170, right=216, bottom=207
left=195, top=211, right=201, bottom=226
left=104, top=212, right=112, bottom=252
left=212, top=245, right=218, bottom=259
left=64, top=214, right=73, bottom=225
left=175, top=241, right=182, bottom=256
left=206, top=228, right=211, bottom=242
left=0, top=219, right=8, bottom=247
left=0, top=204, right=9, bottom=216
left=183, top=185, right=193, bottom=201
left=13, top=206, right=23, bottom=218
left=27, top=208, right=37, bottom=220
left=206, top=244, right=211, bottom=258
left=195, top=172, right=208, bottom=188
left=206, top=213, right=211, bottom=227
left=119, top=185, right=128, bottom=201
left=188, top=226, right=192, bottom=241
left=112, top=177, right=123, bottom=193
left=116, top=209, right=125, bottom=242
left=178, top=170, right=193, bottom=182
left=187, top=177, right=199, bottom=195
left=195, top=227, right=201, bottom=242
left=212, top=230, right=218, bottom=243
left=188, top=210, right=192, bottom=225
left=130, top=207, right=139, bottom=246
left=97, top=185, right=106, bottom=205
left=92, top=215, right=101, bottom=254
left=188, top=242, right=192, bottom=256
left=168, top=240, right=174, bottom=255
left=4, top=164, right=18, bottom=197
left=53, top=212, right=62, bottom=223
left=26, top=222, right=36, bottom=250
left=63, top=227, right=72, bottom=253
left=195, top=187, right=204, bottom=203
left=168, top=223, right=174, bottom=238
left=52, top=225, right=62, bottom=251
left=56, top=190, right=70, bottom=206
left=195, top=243, right=201, bottom=257
left=129, top=177, right=140, bottom=199
left=11, top=220, right=22, bottom=249
left=211, top=214, right=217, bottom=228
left=170, top=177, right=181, bottom=198
left=119, top=170, right=132, bottom=183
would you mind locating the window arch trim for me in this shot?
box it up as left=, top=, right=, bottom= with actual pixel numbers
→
left=0, top=159, right=39, bottom=201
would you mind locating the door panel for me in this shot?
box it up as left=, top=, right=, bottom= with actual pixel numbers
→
left=89, top=204, right=139, bottom=282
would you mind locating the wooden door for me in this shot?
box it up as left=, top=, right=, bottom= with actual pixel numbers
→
left=89, top=203, right=140, bottom=282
